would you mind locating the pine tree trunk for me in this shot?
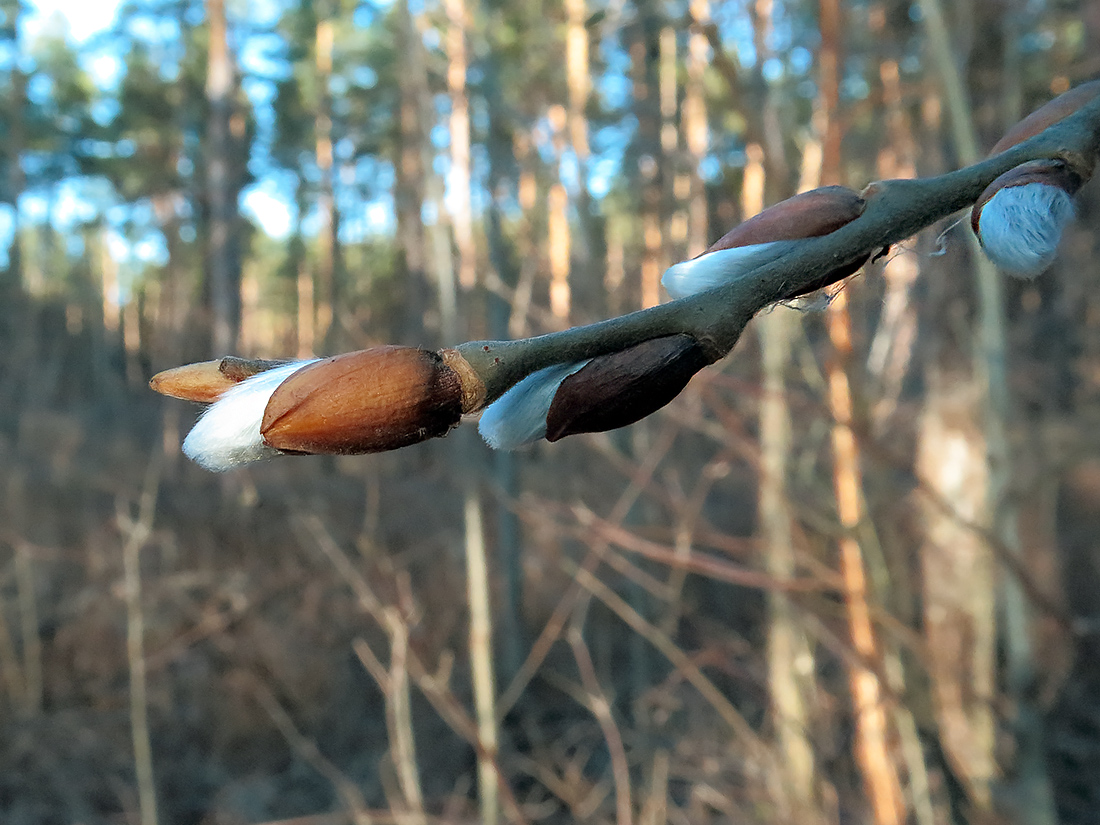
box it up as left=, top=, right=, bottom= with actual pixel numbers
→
left=817, top=2, right=903, bottom=821
left=917, top=0, right=1057, bottom=817
left=684, top=0, right=709, bottom=258
left=314, top=17, right=336, bottom=350
left=204, top=0, right=240, bottom=356
left=564, top=0, right=603, bottom=315
left=394, top=9, right=429, bottom=344
left=631, top=1, right=664, bottom=309
left=751, top=142, right=820, bottom=819
left=445, top=0, right=476, bottom=291
left=4, top=5, right=24, bottom=295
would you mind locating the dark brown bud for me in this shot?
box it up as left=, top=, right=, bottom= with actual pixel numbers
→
left=150, top=356, right=290, bottom=402
left=706, top=185, right=866, bottom=252
left=260, top=346, right=465, bottom=455
left=545, top=335, right=709, bottom=442
left=991, top=80, right=1100, bottom=155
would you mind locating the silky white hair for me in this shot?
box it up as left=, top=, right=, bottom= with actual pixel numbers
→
left=477, top=361, right=589, bottom=450
left=183, top=359, right=319, bottom=472
left=977, top=182, right=1076, bottom=279
left=661, top=241, right=794, bottom=299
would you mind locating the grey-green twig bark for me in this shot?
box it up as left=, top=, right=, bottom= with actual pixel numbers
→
left=455, top=95, right=1100, bottom=403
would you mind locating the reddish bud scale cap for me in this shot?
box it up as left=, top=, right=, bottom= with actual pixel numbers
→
left=150, top=356, right=291, bottom=403
left=545, top=334, right=709, bottom=442
left=991, top=80, right=1100, bottom=155
left=706, top=185, right=866, bottom=252
left=261, top=346, right=463, bottom=455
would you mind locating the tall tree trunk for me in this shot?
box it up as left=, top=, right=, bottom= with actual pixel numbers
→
left=816, top=1, right=904, bottom=822
left=445, top=0, right=476, bottom=291
left=631, top=1, right=663, bottom=309
left=402, top=2, right=456, bottom=345
left=747, top=1, right=823, bottom=817
left=204, top=0, right=240, bottom=356
left=750, top=138, right=820, bottom=820
left=394, top=8, right=429, bottom=344
left=828, top=292, right=905, bottom=825
left=548, top=191, right=571, bottom=326
left=917, top=0, right=1057, bottom=818
left=659, top=24, right=686, bottom=269
left=563, top=0, right=602, bottom=315
left=509, top=132, right=538, bottom=339
left=483, top=48, right=525, bottom=687
left=546, top=105, right=571, bottom=326
left=564, top=0, right=590, bottom=164
left=866, top=58, right=920, bottom=427
left=314, top=17, right=337, bottom=351
left=289, top=185, right=314, bottom=357
left=4, top=3, right=24, bottom=295
left=683, top=0, right=709, bottom=258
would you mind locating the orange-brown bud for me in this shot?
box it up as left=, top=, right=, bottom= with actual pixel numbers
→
left=991, top=80, right=1100, bottom=155
left=545, top=335, right=709, bottom=442
left=260, top=346, right=464, bottom=455
left=150, top=356, right=290, bottom=402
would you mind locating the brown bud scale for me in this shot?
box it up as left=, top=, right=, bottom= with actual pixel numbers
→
left=261, top=346, right=463, bottom=455
left=991, top=80, right=1100, bottom=155
left=219, top=356, right=291, bottom=383
left=545, top=335, right=709, bottom=442
left=149, top=360, right=232, bottom=402
left=150, top=356, right=292, bottom=402
left=707, top=185, right=866, bottom=252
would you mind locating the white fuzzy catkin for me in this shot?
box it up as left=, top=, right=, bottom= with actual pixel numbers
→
left=661, top=240, right=793, bottom=299
left=183, top=360, right=319, bottom=472
left=977, top=182, right=1076, bottom=278
left=478, top=361, right=589, bottom=450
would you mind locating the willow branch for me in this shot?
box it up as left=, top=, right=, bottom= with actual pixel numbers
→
left=456, top=96, right=1100, bottom=402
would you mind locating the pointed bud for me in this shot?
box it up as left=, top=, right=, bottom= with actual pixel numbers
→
left=261, top=346, right=469, bottom=455
left=477, top=361, right=588, bottom=450
left=971, top=159, right=1083, bottom=278
left=662, top=186, right=867, bottom=300
left=150, top=356, right=292, bottom=403
left=182, top=360, right=319, bottom=471
left=991, top=80, right=1100, bottom=155
left=545, top=335, right=709, bottom=442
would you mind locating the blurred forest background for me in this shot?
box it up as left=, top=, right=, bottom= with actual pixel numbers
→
left=3, top=0, right=1100, bottom=823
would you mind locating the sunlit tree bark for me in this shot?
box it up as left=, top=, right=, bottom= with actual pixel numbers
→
left=817, top=2, right=904, bottom=822
left=548, top=106, right=572, bottom=326
left=445, top=0, right=476, bottom=291
left=683, top=0, right=709, bottom=259
left=314, top=16, right=338, bottom=349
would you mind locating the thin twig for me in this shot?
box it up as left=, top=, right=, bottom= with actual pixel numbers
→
left=496, top=422, right=680, bottom=718
left=118, top=453, right=163, bottom=825
left=297, top=512, right=528, bottom=825
left=463, top=491, right=500, bottom=825
left=567, top=562, right=775, bottom=773
left=14, top=541, right=41, bottom=714
left=252, top=678, right=375, bottom=825
left=567, top=619, right=633, bottom=825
